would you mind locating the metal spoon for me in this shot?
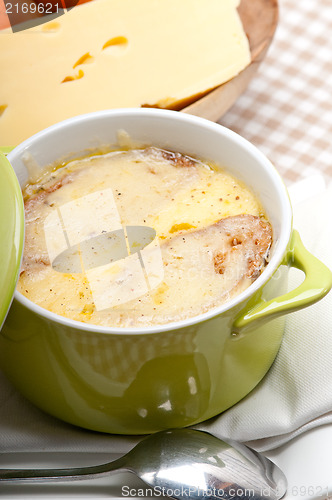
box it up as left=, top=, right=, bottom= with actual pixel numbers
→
left=0, top=428, right=287, bottom=499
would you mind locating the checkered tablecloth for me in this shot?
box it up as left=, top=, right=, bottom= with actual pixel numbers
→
left=219, top=0, right=332, bottom=184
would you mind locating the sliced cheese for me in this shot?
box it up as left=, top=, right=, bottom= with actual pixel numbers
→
left=0, top=0, right=250, bottom=145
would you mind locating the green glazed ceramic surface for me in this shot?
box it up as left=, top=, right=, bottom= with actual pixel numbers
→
left=1, top=228, right=330, bottom=434
left=0, top=153, right=24, bottom=329
left=0, top=147, right=15, bottom=155
left=0, top=272, right=289, bottom=434
left=1, top=109, right=331, bottom=434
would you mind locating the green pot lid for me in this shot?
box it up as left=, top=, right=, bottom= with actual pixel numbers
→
left=0, top=153, right=24, bottom=330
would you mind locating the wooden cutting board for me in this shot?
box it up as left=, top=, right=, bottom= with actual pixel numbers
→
left=182, top=0, right=279, bottom=121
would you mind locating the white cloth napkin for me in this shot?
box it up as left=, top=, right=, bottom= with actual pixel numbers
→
left=1, top=174, right=332, bottom=454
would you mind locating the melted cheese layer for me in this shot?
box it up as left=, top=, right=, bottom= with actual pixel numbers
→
left=18, top=148, right=271, bottom=327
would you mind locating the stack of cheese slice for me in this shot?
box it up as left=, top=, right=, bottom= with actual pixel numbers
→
left=0, top=0, right=250, bottom=145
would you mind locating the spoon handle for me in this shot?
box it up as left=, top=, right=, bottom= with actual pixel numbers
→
left=0, top=456, right=127, bottom=482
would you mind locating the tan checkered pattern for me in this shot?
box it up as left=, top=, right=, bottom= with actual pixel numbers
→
left=219, top=0, right=332, bottom=184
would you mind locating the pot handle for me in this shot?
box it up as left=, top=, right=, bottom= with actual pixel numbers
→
left=232, top=230, right=332, bottom=333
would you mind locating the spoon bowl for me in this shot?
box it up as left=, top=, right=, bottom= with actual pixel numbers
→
left=0, top=429, right=287, bottom=499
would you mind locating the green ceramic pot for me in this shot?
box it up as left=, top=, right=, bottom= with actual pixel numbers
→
left=1, top=109, right=331, bottom=434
